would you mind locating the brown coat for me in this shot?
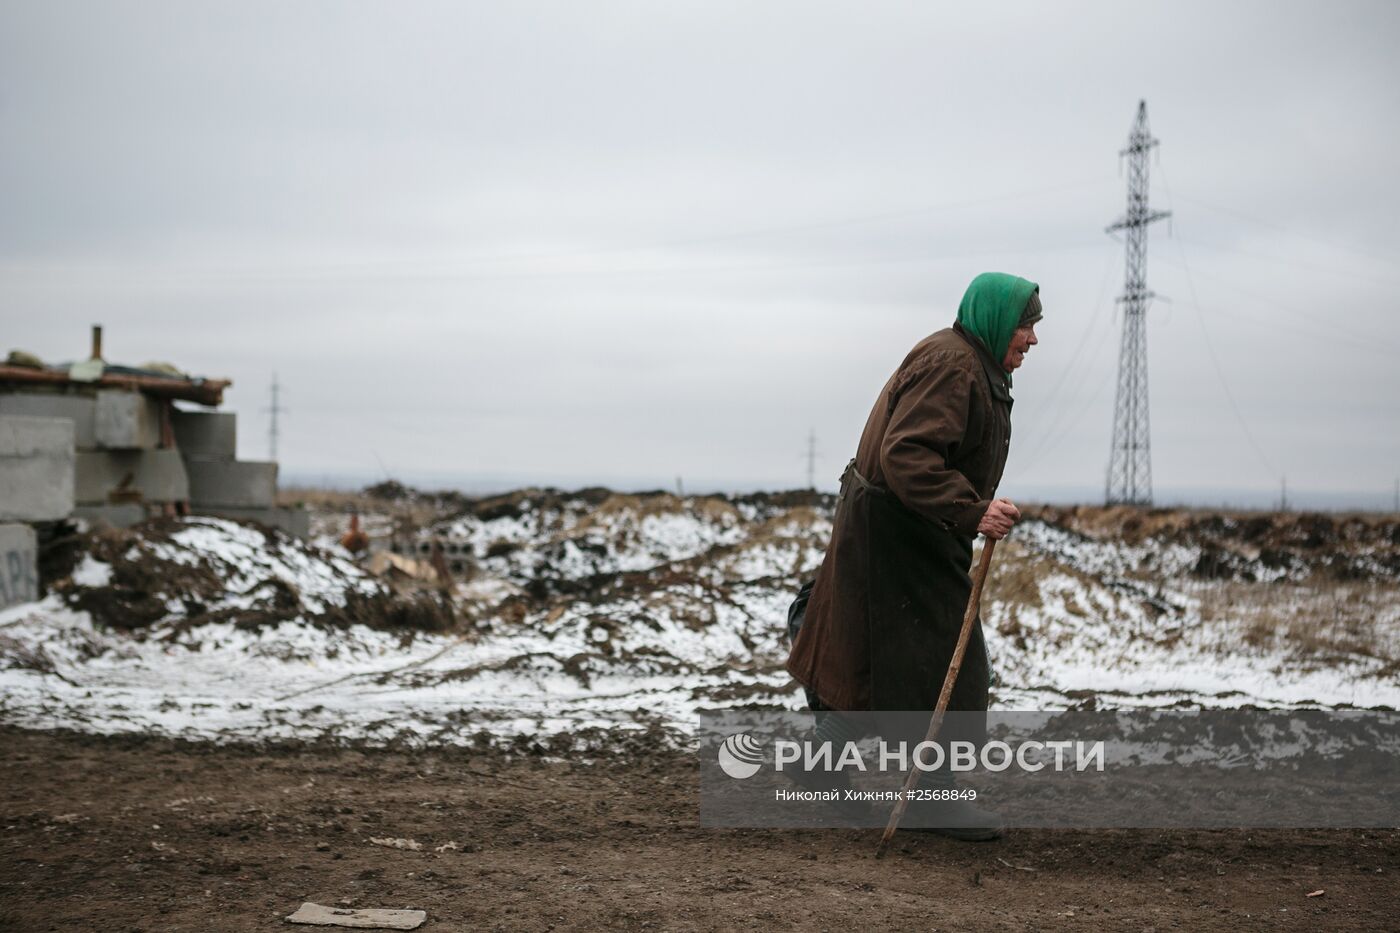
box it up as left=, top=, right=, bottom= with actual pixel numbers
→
left=786, top=323, right=1013, bottom=711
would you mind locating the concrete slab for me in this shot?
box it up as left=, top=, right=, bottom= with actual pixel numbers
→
left=0, top=523, right=38, bottom=610
left=0, top=392, right=97, bottom=447
left=186, top=460, right=276, bottom=508
left=171, top=409, right=236, bottom=460
left=0, top=416, right=76, bottom=522
left=198, top=506, right=310, bottom=538
left=75, top=448, right=189, bottom=505
left=72, top=503, right=152, bottom=529
left=94, top=389, right=162, bottom=449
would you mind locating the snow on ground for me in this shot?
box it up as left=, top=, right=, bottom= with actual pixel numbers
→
left=1, top=499, right=1396, bottom=747
left=988, top=517, right=1400, bottom=710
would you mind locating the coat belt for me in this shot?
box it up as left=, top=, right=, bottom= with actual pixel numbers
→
left=839, top=457, right=883, bottom=500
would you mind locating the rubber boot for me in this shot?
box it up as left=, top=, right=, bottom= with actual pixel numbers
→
left=784, top=717, right=871, bottom=821
left=904, top=768, right=1005, bottom=842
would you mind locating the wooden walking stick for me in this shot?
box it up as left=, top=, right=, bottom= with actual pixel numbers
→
left=875, top=537, right=997, bottom=858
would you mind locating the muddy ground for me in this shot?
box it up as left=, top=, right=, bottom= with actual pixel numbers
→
left=2, top=729, right=1395, bottom=931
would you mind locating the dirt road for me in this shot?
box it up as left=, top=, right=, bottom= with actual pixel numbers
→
left=3, top=728, right=1395, bottom=931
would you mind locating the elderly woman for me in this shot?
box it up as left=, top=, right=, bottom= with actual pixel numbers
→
left=786, top=271, right=1041, bottom=839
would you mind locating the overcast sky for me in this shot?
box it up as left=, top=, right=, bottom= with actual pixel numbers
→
left=3, top=1, right=1398, bottom=505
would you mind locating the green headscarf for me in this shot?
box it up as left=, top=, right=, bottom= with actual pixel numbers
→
left=956, top=272, right=1040, bottom=375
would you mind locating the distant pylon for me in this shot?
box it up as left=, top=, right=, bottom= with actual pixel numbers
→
left=1105, top=101, right=1171, bottom=506
left=265, top=373, right=288, bottom=463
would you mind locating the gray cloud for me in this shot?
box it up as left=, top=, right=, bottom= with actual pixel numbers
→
left=3, top=0, right=1398, bottom=502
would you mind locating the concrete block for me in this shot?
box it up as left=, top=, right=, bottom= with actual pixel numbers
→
left=75, top=448, right=188, bottom=505
left=172, top=409, right=236, bottom=460
left=199, top=506, right=310, bottom=538
left=72, top=504, right=152, bottom=529
left=0, top=416, right=76, bottom=522
left=0, top=392, right=96, bottom=448
left=0, top=523, right=38, bottom=610
left=186, top=459, right=276, bottom=508
left=94, top=389, right=162, bottom=449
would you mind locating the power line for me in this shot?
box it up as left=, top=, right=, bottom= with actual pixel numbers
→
left=1152, top=289, right=1393, bottom=359
left=1155, top=167, right=1281, bottom=484
left=11, top=235, right=1109, bottom=288
left=1153, top=251, right=1400, bottom=356
left=1169, top=235, right=1278, bottom=480
left=0, top=178, right=1117, bottom=287
left=1171, top=234, right=1400, bottom=292
left=1007, top=311, right=1120, bottom=478
left=435, top=177, right=1119, bottom=268
left=1008, top=242, right=1119, bottom=466
left=1169, top=192, right=1400, bottom=273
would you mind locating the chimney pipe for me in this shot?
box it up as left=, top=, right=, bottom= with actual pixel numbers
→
left=90, top=325, right=103, bottom=361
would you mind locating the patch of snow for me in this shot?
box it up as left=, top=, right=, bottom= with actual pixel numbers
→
left=70, top=556, right=111, bottom=588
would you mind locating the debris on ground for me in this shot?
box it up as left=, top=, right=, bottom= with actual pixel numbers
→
left=368, top=837, right=422, bottom=851
left=997, top=856, right=1037, bottom=872
left=285, top=901, right=426, bottom=929
left=365, top=552, right=435, bottom=584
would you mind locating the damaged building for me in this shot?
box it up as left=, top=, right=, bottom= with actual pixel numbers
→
left=0, top=327, right=308, bottom=609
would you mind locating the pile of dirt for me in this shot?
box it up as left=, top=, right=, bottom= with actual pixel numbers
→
left=1026, top=504, right=1400, bottom=583
left=362, top=479, right=469, bottom=511
left=49, top=516, right=454, bottom=635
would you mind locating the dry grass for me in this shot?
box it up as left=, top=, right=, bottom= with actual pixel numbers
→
left=1197, top=578, right=1399, bottom=663
left=1024, top=503, right=1400, bottom=552
left=576, top=492, right=741, bottom=531
left=983, top=540, right=1047, bottom=612
left=1022, top=504, right=1206, bottom=544
left=745, top=505, right=825, bottom=544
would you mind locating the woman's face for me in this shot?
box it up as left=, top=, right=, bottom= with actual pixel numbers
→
left=1002, top=323, right=1039, bottom=372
